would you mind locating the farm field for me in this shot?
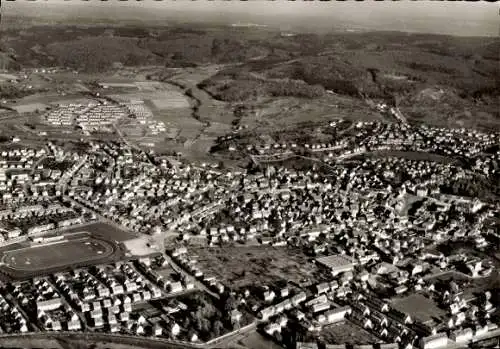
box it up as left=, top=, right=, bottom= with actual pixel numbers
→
left=146, top=103, right=200, bottom=135
left=320, top=321, right=381, bottom=345
left=190, top=245, right=328, bottom=289
left=204, top=122, right=232, bottom=136
left=109, top=89, right=190, bottom=109
left=391, top=293, right=446, bottom=323
left=191, top=136, right=218, bottom=154
left=239, top=95, right=383, bottom=133
left=151, top=92, right=190, bottom=109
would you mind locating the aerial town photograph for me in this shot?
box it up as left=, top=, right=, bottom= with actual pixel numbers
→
left=0, top=1, right=498, bottom=349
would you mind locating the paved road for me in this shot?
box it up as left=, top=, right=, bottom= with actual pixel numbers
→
left=46, top=276, right=88, bottom=331
left=164, top=254, right=220, bottom=300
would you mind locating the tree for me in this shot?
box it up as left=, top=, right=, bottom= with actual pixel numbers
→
left=223, top=293, right=237, bottom=313
left=212, top=320, right=224, bottom=337
left=200, top=318, right=211, bottom=333
left=274, top=331, right=283, bottom=343
left=193, top=314, right=203, bottom=331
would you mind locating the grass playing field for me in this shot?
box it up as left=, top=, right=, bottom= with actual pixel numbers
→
left=1, top=237, right=114, bottom=272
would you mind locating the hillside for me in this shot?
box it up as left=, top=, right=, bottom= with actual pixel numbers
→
left=0, top=24, right=498, bottom=129
left=197, top=31, right=499, bottom=129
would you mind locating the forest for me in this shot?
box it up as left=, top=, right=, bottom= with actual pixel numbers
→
left=0, top=24, right=498, bottom=126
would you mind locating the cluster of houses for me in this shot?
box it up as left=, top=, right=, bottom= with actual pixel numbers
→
left=170, top=247, right=225, bottom=295
left=0, top=291, right=29, bottom=334
left=0, top=142, right=87, bottom=211
left=0, top=147, right=48, bottom=198
left=45, top=103, right=97, bottom=127
left=147, top=120, right=167, bottom=135
left=67, top=142, right=237, bottom=235
left=0, top=107, right=498, bottom=348
left=43, top=98, right=169, bottom=140
left=0, top=200, right=84, bottom=243
left=76, top=103, right=128, bottom=131
left=225, top=120, right=499, bottom=181
left=43, top=101, right=128, bottom=131
left=251, top=253, right=497, bottom=349
left=0, top=253, right=223, bottom=343
left=140, top=141, right=496, bottom=348
left=124, top=101, right=154, bottom=122
left=10, top=279, right=78, bottom=332
left=4, top=260, right=169, bottom=335
left=136, top=256, right=194, bottom=295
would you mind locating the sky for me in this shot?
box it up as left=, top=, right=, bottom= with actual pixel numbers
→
left=3, top=0, right=499, bottom=37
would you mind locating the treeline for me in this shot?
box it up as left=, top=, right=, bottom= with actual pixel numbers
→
left=0, top=84, right=31, bottom=99
left=292, top=60, right=361, bottom=97
left=178, top=292, right=245, bottom=341
left=141, top=36, right=268, bottom=65
left=46, top=37, right=159, bottom=72
left=267, top=79, right=324, bottom=98
left=200, top=73, right=325, bottom=102
left=439, top=176, right=500, bottom=202
left=407, top=62, right=458, bottom=75
left=41, top=34, right=271, bottom=72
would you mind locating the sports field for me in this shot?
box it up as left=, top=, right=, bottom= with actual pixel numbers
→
left=1, top=237, right=115, bottom=272
left=63, top=222, right=138, bottom=242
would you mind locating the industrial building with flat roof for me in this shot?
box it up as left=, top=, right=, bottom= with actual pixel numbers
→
left=316, top=254, right=355, bottom=275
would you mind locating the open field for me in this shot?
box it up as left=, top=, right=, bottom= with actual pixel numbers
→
left=11, top=102, right=48, bottom=113
left=100, top=82, right=138, bottom=88
left=6, top=91, right=97, bottom=107
left=155, top=264, right=179, bottom=281
left=123, top=237, right=160, bottom=257
left=1, top=235, right=114, bottom=272
left=0, top=332, right=196, bottom=349
left=320, top=321, right=381, bottom=345
left=191, top=135, right=219, bottom=154
left=151, top=92, right=190, bottom=109
left=430, top=270, right=500, bottom=302
left=135, top=81, right=164, bottom=91
left=0, top=336, right=64, bottom=349
left=235, top=331, right=283, bottom=349
left=391, top=293, right=446, bottom=323
left=109, top=89, right=190, bottom=109
left=191, top=245, right=328, bottom=289
left=236, top=95, right=383, bottom=135
left=0, top=73, right=18, bottom=81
